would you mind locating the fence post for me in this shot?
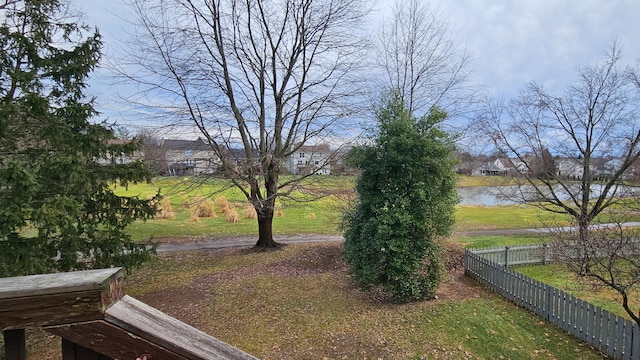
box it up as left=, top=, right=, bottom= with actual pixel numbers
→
left=464, top=249, right=468, bottom=274
left=4, top=329, right=26, bottom=360
left=542, top=244, right=548, bottom=265
left=504, top=246, right=510, bottom=267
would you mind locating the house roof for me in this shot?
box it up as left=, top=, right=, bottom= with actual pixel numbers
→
left=107, top=139, right=131, bottom=146
left=295, top=144, right=331, bottom=153
left=162, top=138, right=211, bottom=151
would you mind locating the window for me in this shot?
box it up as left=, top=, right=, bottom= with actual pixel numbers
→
left=315, top=161, right=320, bottom=165
left=299, top=152, right=306, bottom=158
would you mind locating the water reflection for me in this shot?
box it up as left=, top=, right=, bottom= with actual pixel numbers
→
left=457, top=186, right=517, bottom=206
left=457, top=184, right=640, bottom=206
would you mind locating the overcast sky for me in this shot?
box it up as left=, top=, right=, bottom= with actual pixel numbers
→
left=435, top=0, right=640, bottom=97
left=79, top=0, right=640, bottom=130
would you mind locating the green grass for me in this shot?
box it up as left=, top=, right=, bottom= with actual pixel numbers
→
left=115, top=177, right=347, bottom=240
left=116, top=176, right=581, bottom=241
left=454, top=205, right=562, bottom=231
left=454, top=234, right=550, bottom=249
left=9, top=175, right=617, bottom=358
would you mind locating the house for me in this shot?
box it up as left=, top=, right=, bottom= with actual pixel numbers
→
left=96, top=139, right=144, bottom=166
left=217, top=147, right=264, bottom=175
left=473, top=158, right=515, bottom=176
left=162, top=138, right=218, bottom=176
left=288, top=144, right=332, bottom=175
left=556, top=158, right=584, bottom=179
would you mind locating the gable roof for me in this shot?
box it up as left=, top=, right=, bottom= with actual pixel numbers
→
left=162, top=138, right=211, bottom=151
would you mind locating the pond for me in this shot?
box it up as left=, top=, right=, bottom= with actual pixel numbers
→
left=457, top=186, right=518, bottom=206
left=457, top=184, right=640, bottom=206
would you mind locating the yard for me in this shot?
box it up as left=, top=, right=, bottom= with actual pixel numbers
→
left=24, top=242, right=604, bottom=359
left=4, top=175, right=624, bottom=358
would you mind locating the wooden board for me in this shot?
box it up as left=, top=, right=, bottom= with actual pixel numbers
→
left=0, top=268, right=123, bottom=330
left=104, top=296, right=258, bottom=360
left=50, top=321, right=185, bottom=360
left=62, top=338, right=113, bottom=360
left=0, top=268, right=122, bottom=299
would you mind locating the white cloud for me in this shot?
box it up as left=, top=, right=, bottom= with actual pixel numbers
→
left=80, top=0, right=640, bottom=131
left=436, top=0, right=640, bottom=96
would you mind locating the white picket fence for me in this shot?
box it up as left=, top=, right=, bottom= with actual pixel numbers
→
left=468, top=243, right=554, bottom=267
left=465, top=247, right=640, bottom=360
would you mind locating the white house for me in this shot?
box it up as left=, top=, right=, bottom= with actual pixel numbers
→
left=473, top=158, right=520, bottom=176
left=288, top=144, right=331, bottom=175
left=557, top=158, right=584, bottom=179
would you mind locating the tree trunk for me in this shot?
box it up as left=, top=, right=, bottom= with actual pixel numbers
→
left=254, top=206, right=280, bottom=248
left=253, top=156, right=281, bottom=249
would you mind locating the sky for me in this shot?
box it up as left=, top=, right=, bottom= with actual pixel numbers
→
left=78, top=0, right=640, bottom=134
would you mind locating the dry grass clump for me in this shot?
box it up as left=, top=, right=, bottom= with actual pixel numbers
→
left=275, top=203, right=284, bottom=218
left=157, top=197, right=175, bottom=219
left=196, top=199, right=217, bottom=218
left=189, top=197, right=217, bottom=222
left=215, top=195, right=230, bottom=213
left=307, top=212, right=316, bottom=220
left=225, top=209, right=240, bottom=223
left=214, top=195, right=240, bottom=223
left=244, top=203, right=257, bottom=219
left=183, top=197, right=191, bottom=209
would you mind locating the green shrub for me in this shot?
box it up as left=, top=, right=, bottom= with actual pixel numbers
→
left=343, top=91, right=458, bottom=301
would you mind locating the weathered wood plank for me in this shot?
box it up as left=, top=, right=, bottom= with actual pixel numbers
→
left=0, top=268, right=122, bottom=299
left=615, top=315, right=624, bottom=359
left=4, top=329, right=26, bottom=360
left=632, top=323, right=640, bottom=360
left=61, top=338, right=113, bottom=360
left=52, top=322, right=183, bottom=360
left=1, top=290, right=104, bottom=330
left=0, top=268, right=123, bottom=330
left=105, top=296, right=259, bottom=360
left=624, top=319, right=633, bottom=360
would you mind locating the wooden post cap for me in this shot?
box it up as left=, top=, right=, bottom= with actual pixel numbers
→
left=0, top=268, right=124, bottom=330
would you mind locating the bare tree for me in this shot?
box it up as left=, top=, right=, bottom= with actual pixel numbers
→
left=376, top=0, right=474, bottom=117
left=120, top=0, right=369, bottom=248
left=479, top=43, right=640, bottom=320
left=550, top=216, right=640, bottom=325
left=138, top=129, right=167, bottom=176
left=479, top=43, right=640, bottom=241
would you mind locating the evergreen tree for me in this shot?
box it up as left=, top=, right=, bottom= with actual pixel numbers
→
left=0, top=0, right=158, bottom=276
left=343, top=91, right=458, bottom=301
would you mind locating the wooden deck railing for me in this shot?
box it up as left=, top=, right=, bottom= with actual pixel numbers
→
left=1, top=268, right=258, bottom=360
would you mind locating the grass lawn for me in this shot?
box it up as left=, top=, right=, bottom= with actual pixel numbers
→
left=109, top=244, right=606, bottom=358
left=457, top=175, right=518, bottom=187
left=115, top=177, right=347, bottom=241
left=115, top=176, right=587, bottom=241
left=453, top=234, right=549, bottom=249
left=5, top=175, right=618, bottom=359
left=20, top=243, right=605, bottom=359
